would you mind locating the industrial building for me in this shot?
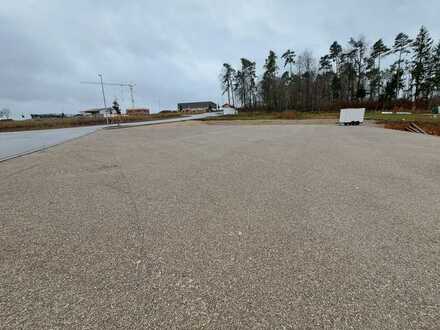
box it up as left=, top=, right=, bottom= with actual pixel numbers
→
left=30, top=113, right=67, bottom=119
left=80, top=108, right=113, bottom=116
left=126, top=108, right=150, bottom=116
left=177, top=101, right=217, bottom=113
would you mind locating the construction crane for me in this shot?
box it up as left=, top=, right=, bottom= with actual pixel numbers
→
left=81, top=75, right=136, bottom=109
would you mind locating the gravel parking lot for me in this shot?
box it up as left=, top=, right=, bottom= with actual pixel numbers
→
left=1, top=122, right=439, bottom=328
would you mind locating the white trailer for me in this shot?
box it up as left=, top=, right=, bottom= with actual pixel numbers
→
left=339, top=108, right=365, bottom=126
left=223, top=105, right=238, bottom=115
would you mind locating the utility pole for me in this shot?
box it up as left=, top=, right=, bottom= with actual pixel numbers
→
left=97, top=74, right=109, bottom=125
left=98, top=74, right=107, bottom=109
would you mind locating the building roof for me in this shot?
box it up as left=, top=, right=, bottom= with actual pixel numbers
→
left=178, top=101, right=217, bottom=108
left=80, top=107, right=112, bottom=114
left=30, top=113, right=66, bottom=119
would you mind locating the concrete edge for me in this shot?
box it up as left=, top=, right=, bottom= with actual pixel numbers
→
left=102, top=117, right=196, bottom=130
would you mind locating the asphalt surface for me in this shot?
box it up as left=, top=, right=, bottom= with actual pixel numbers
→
left=0, top=112, right=219, bottom=162
left=1, top=123, right=439, bottom=329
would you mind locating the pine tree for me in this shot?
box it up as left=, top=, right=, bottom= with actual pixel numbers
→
left=221, top=63, right=235, bottom=106
left=349, top=37, right=368, bottom=100
left=241, top=58, right=257, bottom=107
left=328, top=41, right=342, bottom=100
left=371, top=39, right=391, bottom=96
left=329, top=41, right=342, bottom=72
left=261, top=51, right=278, bottom=110
left=411, top=26, right=433, bottom=100
left=282, top=49, right=296, bottom=77
left=329, top=41, right=342, bottom=73
left=366, top=55, right=380, bottom=100
left=233, top=70, right=245, bottom=107
left=430, top=42, right=440, bottom=97
left=319, top=55, right=332, bottom=72
left=392, top=33, right=413, bottom=99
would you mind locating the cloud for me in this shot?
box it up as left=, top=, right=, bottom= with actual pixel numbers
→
left=1, top=0, right=439, bottom=118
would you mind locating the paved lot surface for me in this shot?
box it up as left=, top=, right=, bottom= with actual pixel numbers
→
left=1, top=123, right=439, bottom=329
left=0, top=113, right=219, bottom=162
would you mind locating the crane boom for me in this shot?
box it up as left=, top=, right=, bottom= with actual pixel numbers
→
left=81, top=79, right=136, bottom=108
left=80, top=81, right=135, bottom=87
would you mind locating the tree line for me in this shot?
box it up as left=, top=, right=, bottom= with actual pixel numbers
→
left=221, top=26, right=440, bottom=112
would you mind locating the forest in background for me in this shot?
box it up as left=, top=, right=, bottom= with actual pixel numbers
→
left=221, top=26, right=440, bottom=112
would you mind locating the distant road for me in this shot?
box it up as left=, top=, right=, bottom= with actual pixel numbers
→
left=0, top=112, right=220, bottom=162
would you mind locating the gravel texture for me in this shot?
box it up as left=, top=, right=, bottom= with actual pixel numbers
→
left=1, top=123, right=439, bottom=329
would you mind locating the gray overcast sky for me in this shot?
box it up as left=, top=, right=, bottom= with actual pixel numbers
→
left=1, top=0, right=439, bottom=117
